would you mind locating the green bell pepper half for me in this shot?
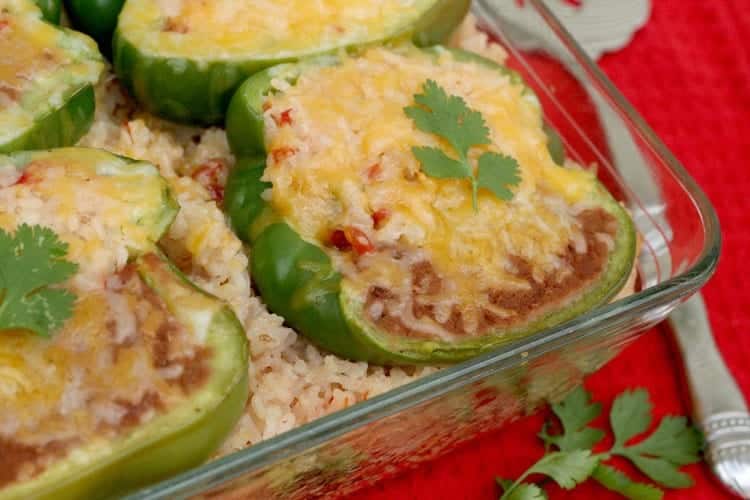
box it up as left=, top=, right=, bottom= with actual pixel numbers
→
left=63, top=0, right=126, bottom=57
left=0, top=149, right=249, bottom=499
left=224, top=48, right=637, bottom=365
left=0, top=0, right=104, bottom=153
left=112, top=0, right=469, bottom=125
left=0, top=254, right=249, bottom=500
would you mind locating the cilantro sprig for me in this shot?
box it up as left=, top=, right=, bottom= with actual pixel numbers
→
left=498, top=387, right=703, bottom=499
left=0, top=224, right=78, bottom=337
left=404, top=80, right=521, bottom=211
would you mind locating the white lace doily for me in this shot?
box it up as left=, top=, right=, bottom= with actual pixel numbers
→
left=493, top=0, right=652, bottom=60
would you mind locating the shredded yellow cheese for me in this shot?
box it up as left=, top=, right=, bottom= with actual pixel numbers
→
left=0, top=150, right=169, bottom=290
left=120, top=0, right=431, bottom=58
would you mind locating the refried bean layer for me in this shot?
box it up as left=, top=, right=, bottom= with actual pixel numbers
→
left=364, top=209, right=618, bottom=339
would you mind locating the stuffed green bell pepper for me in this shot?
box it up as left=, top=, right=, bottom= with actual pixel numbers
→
left=112, top=0, right=469, bottom=125
left=225, top=46, right=637, bottom=365
left=0, top=148, right=249, bottom=499
left=0, top=0, right=104, bottom=154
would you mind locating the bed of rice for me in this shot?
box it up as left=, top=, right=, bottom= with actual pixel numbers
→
left=74, top=14, right=510, bottom=456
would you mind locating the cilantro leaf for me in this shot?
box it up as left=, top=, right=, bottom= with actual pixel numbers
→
left=610, top=389, right=652, bottom=446
left=502, top=483, right=547, bottom=500
left=404, top=79, right=490, bottom=158
left=527, top=450, right=599, bottom=490
left=592, top=464, right=664, bottom=500
left=477, top=152, right=521, bottom=201
left=411, top=146, right=470, bottom=179
left=499, top=451, right=599, bottom=500
left=404, top=80, right=521, bottom=210
left=0, top=224, right=77, bottom=337
left=625, top=417, right=703, bottom=465
left=510, top=386, right=702, bottom=498
left=608, top=391, right=702, bottom=489
left=627, top=456, right=694, bottom=489
left=539, top=386, right=605, bottom=452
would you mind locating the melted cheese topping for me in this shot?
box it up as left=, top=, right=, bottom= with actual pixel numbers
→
left=120, top=0, right=431, bottom=58
left=0, top=150, right=171, bottom=291
left=0, top=0, right=103, bottom=144
left=264, top=48, right=604, bottom=339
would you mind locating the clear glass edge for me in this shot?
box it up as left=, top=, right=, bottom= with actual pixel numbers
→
left=528, top=0, right=721, bottom=251
left=128, top=2, right=722, bottom=497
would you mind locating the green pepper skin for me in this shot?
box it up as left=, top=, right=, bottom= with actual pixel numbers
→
left=227, top=62, right=312, bottom=158
left=224, top=48, right=637, bottom=365
left=64, top=0, right=126, bottom=57
left=113, top=0, right=470, bottom=125
left=32, top=0, right=60, bottom=23
left=0, top=85, right=95, bottom=154
left=227, top=159, right=369, bottom=361
left=224, top=156, right=272, bottom=239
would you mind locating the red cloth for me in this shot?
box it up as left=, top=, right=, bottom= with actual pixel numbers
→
left=354, top=1, right=750, bottom=498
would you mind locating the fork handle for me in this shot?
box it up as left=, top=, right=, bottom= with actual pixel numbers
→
left=670, top=293, right=750, bottom=496
left=670, top=294, right=748, bottom=420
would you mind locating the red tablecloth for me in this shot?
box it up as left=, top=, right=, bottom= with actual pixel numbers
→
left=355, top=1, right=750, bottom=498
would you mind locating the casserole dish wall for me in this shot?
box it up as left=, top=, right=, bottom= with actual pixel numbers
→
left=126, top=1, right=720, bottom=498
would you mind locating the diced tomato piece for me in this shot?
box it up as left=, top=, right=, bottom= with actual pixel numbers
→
left=14, top=163, right=43, bottom=185
left=271, top=147, right=298, bottom=164
left=366, top=163, right=382, bottom=181
left=371, top=209, right=390, bottom=230
left=14, top=172, right=32, bottom=185
left=191, top=158, right=228, bottom=203
left=272, top=108, right=293, bottom=127
left=329, top=227, right=374, bottom=255
left=344, top=227, right=374, bottom=255
left=329, top=229, right=351, bottom=251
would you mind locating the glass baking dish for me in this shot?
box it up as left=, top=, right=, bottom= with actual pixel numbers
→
left=126, top=1, right=720, bottom=498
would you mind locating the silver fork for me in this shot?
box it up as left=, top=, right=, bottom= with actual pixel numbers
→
left=472, top=1, right=750, bottom=496
left=672, top=295, right=750, bottom=497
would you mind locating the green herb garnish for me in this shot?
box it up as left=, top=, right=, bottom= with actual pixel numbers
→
left=498, top=387, right=703, bottom=499
left=0, top=224, right=78, bottom=337
left=404, top=79, right=521, bottom=210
